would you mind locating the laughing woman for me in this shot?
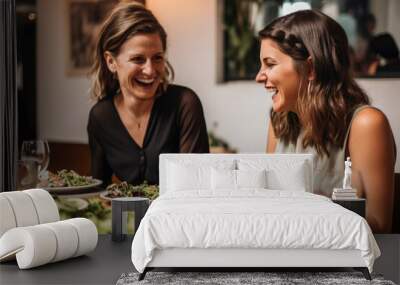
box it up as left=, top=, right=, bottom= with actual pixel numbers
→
left=256, top=10, right=396, bottom=233
left=87, top=2, right=209, bottom=187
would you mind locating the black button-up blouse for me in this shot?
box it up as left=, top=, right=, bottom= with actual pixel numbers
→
left=87, top=84, right=210, bottom=186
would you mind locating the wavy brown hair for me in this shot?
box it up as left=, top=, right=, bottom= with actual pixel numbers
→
left=90, top=1, right=174, bottom=101
left=259, top=10, right=370, bottom=156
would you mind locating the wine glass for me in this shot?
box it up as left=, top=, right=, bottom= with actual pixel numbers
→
left=16, top=160, right=38, bottom=190
left=21, top=140, right=50, bottom=181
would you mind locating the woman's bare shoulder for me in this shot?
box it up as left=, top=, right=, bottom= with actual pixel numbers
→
left=351, top=107, right=391, bottom=134
left=348, top=106, right=395, bottom=163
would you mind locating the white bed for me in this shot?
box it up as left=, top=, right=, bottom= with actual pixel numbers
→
left=131, top=154, right=380, bottom=280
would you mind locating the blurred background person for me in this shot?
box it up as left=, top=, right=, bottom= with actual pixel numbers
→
left=367, top=33, right=400, bottom=76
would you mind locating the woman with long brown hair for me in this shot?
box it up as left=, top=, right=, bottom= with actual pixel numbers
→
left=87, top=2, right=209, bottom=187
left=256, top=10, right=396, bottom=233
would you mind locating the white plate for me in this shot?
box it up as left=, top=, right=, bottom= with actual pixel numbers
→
left=57, top=198, right=89, bottom=211
left=43, top=179, right=103, bottom=194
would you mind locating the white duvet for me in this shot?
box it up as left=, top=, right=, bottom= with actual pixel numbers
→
left=131, top=190, right=380, bottom=273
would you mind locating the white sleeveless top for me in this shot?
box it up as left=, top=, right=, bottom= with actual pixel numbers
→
left=275, top=105, right=370, bottom=197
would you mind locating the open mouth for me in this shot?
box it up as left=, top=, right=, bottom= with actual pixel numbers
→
left=134, top=78, right=156, bottom=88
left=266, top=86, right=278, bottom=99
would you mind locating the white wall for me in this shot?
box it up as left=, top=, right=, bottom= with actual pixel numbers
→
left=386, top=0, right=400, bottom=47
left=358, top=79, right=400, bottom=172
left=371, top=0, right=400, bottom=46
left=370, top=0, right=388, bottom=34
left=37, top=0, right=400, bottom=171
left=37, top=0, right=92, bottom=143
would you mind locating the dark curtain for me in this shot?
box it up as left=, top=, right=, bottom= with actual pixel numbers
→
left=0, top=0, right=18, bottom=192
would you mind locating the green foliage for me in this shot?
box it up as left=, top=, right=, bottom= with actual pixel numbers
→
left=56, top=197, right=112, bottom=234
left=223, top=0, right=263, bottom=80
left=208, top=131, right=230, bottom=148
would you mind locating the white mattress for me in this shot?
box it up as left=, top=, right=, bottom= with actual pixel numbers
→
left=131, top=190, right=380, bottom=273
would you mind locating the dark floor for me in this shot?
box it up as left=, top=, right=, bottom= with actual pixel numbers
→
left=0, top=235, right=134, bottom=285
left=0, top=235, right=399, bottom=285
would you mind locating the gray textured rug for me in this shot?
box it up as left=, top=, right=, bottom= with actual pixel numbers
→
left=116, top=271, right=396, bottom=285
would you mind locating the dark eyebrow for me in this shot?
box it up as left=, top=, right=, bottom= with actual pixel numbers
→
left=128, top=53, right=144, bottom=58
left=262, top=57, right=277, bottom=64
left=128, top=52, right=164, bottom=58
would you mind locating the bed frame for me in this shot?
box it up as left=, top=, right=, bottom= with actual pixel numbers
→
left=138, top=154, right=371, bottom=280
left=140, top=248, right=370, bottom=280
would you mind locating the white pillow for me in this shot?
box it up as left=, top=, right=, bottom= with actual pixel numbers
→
left=211, top=168, right=236, bottom=190
left=236, top=169, right=267, bottom=188
left=238, top=159, right=310, bottom=191
left=266, top=166, right=306, bottom=191
left=167, top=162, right=209, bottom=191
left=166, top=160, right=235, bottom=191
left=211, top=169, right=267, bottom=190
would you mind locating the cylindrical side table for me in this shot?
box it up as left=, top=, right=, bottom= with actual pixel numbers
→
left=112, top=197, right=150, bottom=242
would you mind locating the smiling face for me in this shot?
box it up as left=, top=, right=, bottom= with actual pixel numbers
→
left=105, top=33, right=166, bottom=101
left=255, top=39, right=304, bottom=113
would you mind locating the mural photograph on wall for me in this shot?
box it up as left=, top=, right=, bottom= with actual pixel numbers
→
left=222, top=0, right=400, bottom=81
left=222, top=0, right=264, bottom=81
left=66, top=0, right=145, bottom=76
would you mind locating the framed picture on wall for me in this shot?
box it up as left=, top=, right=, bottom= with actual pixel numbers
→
left=65, top=0, right=145, bottom=76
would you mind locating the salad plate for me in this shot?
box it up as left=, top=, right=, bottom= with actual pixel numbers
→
left=43, top=179, right=103, bottom=194
left=39, top=170, right=103, bottom=194
left=100, top=181, right=159, bottom=201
